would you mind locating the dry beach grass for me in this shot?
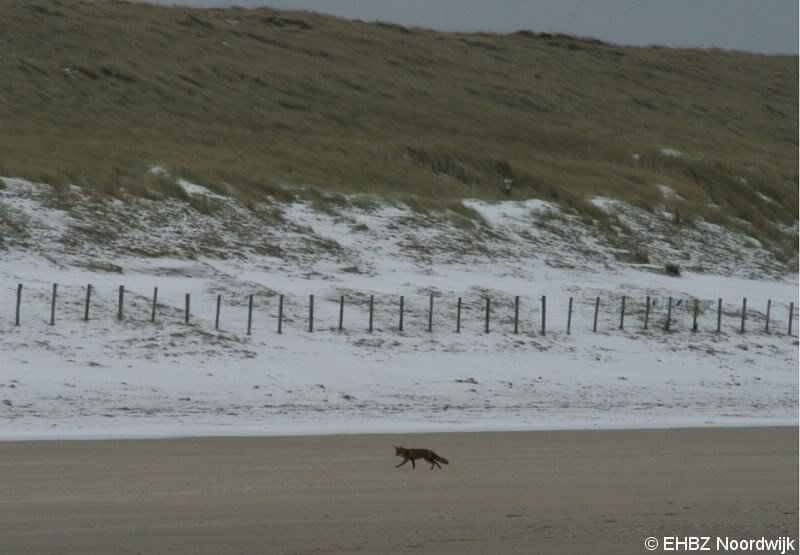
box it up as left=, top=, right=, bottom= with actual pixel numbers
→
left=0, top=0, right=797, bottom=256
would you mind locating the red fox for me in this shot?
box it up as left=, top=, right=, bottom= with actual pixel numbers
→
left=394, top=446, right=449, bottom=469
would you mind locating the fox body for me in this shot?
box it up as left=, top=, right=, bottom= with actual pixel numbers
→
left=394, top=446, right=449, bottom=469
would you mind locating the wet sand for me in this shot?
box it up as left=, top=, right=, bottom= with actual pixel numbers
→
left=0, top=427, right=796, bottom=554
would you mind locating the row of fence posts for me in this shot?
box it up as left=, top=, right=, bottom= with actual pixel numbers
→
left=9, top=284, right=798, bottom=337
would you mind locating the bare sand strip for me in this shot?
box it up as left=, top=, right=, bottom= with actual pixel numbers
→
left=0, top=427, right=796, bottom=554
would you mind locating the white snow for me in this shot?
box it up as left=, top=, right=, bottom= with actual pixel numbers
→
left=176, top=178, right=227, bottom=199
left=462, top=199, right=554, bottom=227
left=657, top=184, right=683, bottom=201
left=757, top=192, right=777, bottom=205
left=149, top=165, right=169, bottom=176
left=660, top=148, right=685, bottom=158
left=0, top=177, right=797, bottom=439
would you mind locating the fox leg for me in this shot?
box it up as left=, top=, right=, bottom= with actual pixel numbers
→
left=432, top=460, right=441, bottom=469
left=411, top=459, right=415, bottom=469
left=396, top=458, right=408, bottom=468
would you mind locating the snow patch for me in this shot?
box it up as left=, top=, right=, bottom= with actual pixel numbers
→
left=177, top=179, right=227, bottom=199
left=148, top=165, right=169, bottom=176
left=462, top=199, right=556, bottom=227
left=660, top=148, right=685, bottom=158
left=657, top=184, right=683, bottom=201
left=756, top=192, right=777, bottom=205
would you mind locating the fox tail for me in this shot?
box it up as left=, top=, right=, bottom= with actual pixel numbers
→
left=433, top=453, right=449, bottom=465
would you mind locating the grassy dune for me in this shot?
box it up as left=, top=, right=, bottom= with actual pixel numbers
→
left=0, top=0, right=797, bottom=256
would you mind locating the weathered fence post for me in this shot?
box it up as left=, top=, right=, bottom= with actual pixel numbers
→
left=740, top=297, right=746, bottom=333
left=50, top=283, right=57, bottom=326
left=84, top=284, right=92, bottom=321
left=151, top=287, right=158, bottom=323
left=716, top=298, right=722, bottom=333
left=399, top=296, right=404, bottom=332
left=765, top=299, right=771, bottom=333
left=15, top=283, right=22, bottom=326
left=541, top=295, right=546, bottom=335
left=485, top=298, right=490, bottom=333
left=619, top=296, right=626, bottom=330
left=513, top=296, right=520, bottom=334
left=368, top=295, right=374, bottom=332
left=692, top=298, right=699, bottom=332
left=278, top=294, right=284, bottom=334
left=215, top=294, right=221, bottom=329
left=117, top=285, right=124, bottom=321
left=428, top=294, right=434, bottom=332
left=185, top=294, right=190, bottom=324
left=456, top=297, right=462, bottom=333
left=247, top=294, right=253, bottom=335
left=789, top=302, right=795, bottom=336
left=644, top=295, right=650, bottom=330
left=665, top=296, right=672, bottom=331
left=592, top=297, right=600, bottom=332
left=338, top=295, right=344, bottom=331
left=309, top=294, right=314, bottom=333
left=567, top=296, right=573, bottom=335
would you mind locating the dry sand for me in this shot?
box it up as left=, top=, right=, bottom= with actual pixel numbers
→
left=0, top=427, right=796, bottom=554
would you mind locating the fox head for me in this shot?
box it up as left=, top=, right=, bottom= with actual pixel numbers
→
left=394, top=446, right=405, bottom=456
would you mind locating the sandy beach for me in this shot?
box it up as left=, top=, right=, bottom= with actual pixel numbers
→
left=0, top=427, right=796, bottom=554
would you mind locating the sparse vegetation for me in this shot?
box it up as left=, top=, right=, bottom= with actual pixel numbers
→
left=621, top=249, right=650, bottom=264
left=664, top=262, right=681, bottom=277
left=0, top=0, right=796, bottom=260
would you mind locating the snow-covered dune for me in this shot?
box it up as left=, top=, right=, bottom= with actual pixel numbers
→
left=0, top=177, right=797, bottom=438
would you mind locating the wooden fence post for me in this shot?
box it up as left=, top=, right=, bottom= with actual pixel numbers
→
left=368, top=295, right=374, bottom=332
left=484, top=298, right=490, bottom=333
left=567, top=297, right=573, bottom=335
left=428, top=294, right=434, bottom=332
left=456, top=297, right=462, bottom=333
left=117, top=285, right=124, bottom=321
left=50, top=283, right=57, bottom=326
left=740, top=297, right=746, bottom=333
left=309, top=294, right=314, bottom=333
left=765, top=299, right=771, bottom=333
left=513, top=296, right=519, bottom=334
left=644, top=295, right=650, bottom=330
left=339, top=295, right=344, bottom=331
left=399, top=296, right=404, bottom=332
left=185, top=293, right=190, bottom=324
left=151, top=287, right=158, bottom=323
left=692, top=298, right=699, bottom=332
left=84, top=284, right=92, bottom=321
left=665, top=297, right=672, bottom=331
left=215, top=294, right=221, bottom=329
left=15, top=283, right=22, bottom=326
left=247, top=294, right=253, bottom=335
left=592, top=297, right=600, bottom=332
left=789, top=302, right=794, bottom=336
left=541, top=295, right=546, bottom=335
left=278, top=294, right=284, bottom=334
left=619, top=295, right=625, bottom=330
left=716, top=298, right=722, bottom=333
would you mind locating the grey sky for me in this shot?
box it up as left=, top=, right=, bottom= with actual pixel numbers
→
left=147, top=0, right=798, bottom=54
